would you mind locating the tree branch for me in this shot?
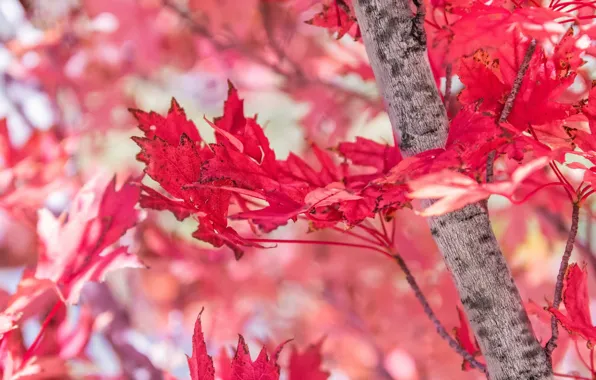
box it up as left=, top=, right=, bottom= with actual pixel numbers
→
left=393, top=253, right=488, bottom=374
left=444, top=63, right=452, bottom=114
left=545, top=202, right=580, bottom=358
left=486, top=39, right=537, bottom=183
left=352, top=0, right=553, bottom=378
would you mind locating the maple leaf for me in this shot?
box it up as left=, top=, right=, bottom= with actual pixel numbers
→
left=305, top=183, right=362, bottom=209
left=407, top=156, right=551, bottom=216
left=305, top=0, right=360, bottom=40
left=133, top=133, right=230, bottom=226
left=336, top=137, right=401, bottom=174
left=337, top=62, right=375, bottom=81
left=552, top=27, right=586, bottom=79
left=34, top=175, right=144, bottom=303
left=210, top=83, right=276, bottom=170
left=186, top=310, right=290, bottom=380
left=457, top=52, right=508, bottom=115
left=446, top=104, right=503, bottom=150
left=458, top=40, right=578, bottom=133
left=130, top=98, right=202, bottom=146
left=507, top=49, right=576, bottom=129
left=447, top=4, right=567, bottom=61
left=288, top=339, right=329, bottom=380
left=0, top=275, right=55, bottom=339
left=231, top=192, right=306, bottom=233
left=133, top=81, right=405, bottom=253
left=338, top=185, right=382, bottom=225
left=229, top=335, right=289, bottom=380
left=581, top=86, right=596, bottom=135
left=548, top=263, right=596, bottom=343
left=453, top=307, right=483, bottom=371
left=192, top=219, right=265, bottom=260
left=187, top=311, right=215, bottom=380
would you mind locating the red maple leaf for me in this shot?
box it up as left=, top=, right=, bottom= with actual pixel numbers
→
left=129, top=99, right=202, bottom=146
left=581, top=85, right=596, bottom=135
left=288, top=339, right=329, bottom=380
left=228, top=336, right=289, bottom=380
left=305, top=0, right=360, bottom=40
left=34, top=175, right=143, bottom=303
left=337, top=137, right=401, bottom=174
left=548, top=263, right=596, bottom=343
left=186, top=310, right=290, bottom=380
left=453, top=307, right=483, bottom=371
left=187, top=311, right=215, bottom=380
left=133, top=82, right=406, bottom=255
left=407, top=156, right=551, bottom=216
left=447, top=4, right=568, bottom=61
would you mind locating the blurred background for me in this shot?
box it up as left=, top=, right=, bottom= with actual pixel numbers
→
left=0, top=0, right=592, bottom=379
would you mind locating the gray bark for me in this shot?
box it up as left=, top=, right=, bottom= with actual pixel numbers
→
left=352, top=0, right=553, bottom=379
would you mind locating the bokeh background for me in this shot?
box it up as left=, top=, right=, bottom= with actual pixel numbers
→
left=0, top=0, right=593, bottom=379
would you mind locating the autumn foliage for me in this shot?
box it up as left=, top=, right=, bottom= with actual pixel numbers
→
left=2, top=0, right=596, bottom=379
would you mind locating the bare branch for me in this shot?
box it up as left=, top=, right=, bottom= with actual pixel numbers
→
left=393, top=253, right=488, bottom=374
left=486, top=39, right=537, bottom=183
left=444, top=63, right=452, bottom=114
left=544, top=202, right=580, bottom=358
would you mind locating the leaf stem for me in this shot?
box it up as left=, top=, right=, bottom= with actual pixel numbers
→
left=330, top=225, right=383, bottom=246
left=392, top=253, right=488, bottom=374
left=545, top=202, right=580, bottom=358
left=21, top=300, right=63, bottom=364
left=245, top=238, right=392, bottom=258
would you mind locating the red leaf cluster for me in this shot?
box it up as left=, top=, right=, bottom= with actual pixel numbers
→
left=133, top=82, right=403, bottom=257
left=185, top=311, right=327, bottom=380
left=549, top=263, right=596, bottom=343
left=35, top=175, right=143, bottom=303
left=306, top=0, right=361, bottom=40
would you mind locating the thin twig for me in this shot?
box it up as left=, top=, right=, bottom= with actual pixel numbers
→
left=444, top=63, right=452, bottom=115
left=486, top=39, right=537, bottom=183
left=499, top=39, right=537, bottom=124
left=545, top=202, right=580, bottom=358
left=392, top=253, right=488, bottom=374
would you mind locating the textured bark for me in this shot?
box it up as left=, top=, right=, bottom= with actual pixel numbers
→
left=352, top=0, right=553, bottom=379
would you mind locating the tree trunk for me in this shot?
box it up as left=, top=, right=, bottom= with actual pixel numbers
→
left=352, top=0, right=553, bottom=379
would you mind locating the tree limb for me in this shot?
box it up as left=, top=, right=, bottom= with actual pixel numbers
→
left=393, top=253, right=488, bottom=374
left=486, top=39, right=537, bottom=183
left=352, top=0, right=553, bottom=378
left=545, top=203, right=580, bottom=358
